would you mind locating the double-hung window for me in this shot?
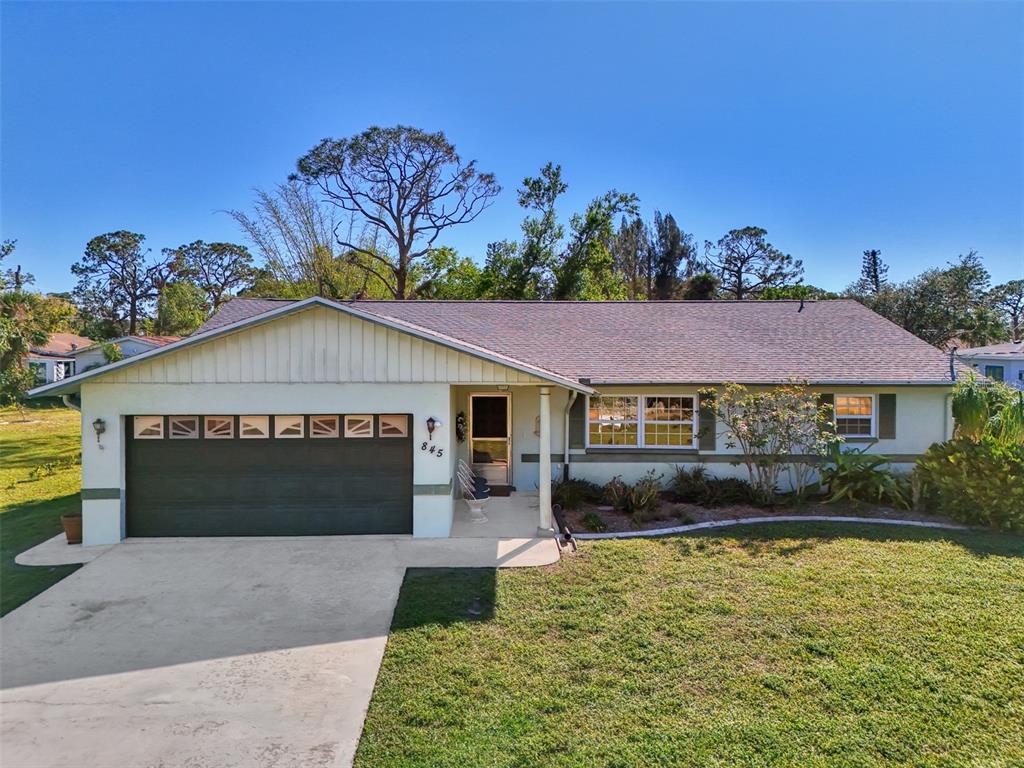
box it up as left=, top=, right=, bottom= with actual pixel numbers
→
left=587, top=395, right=697, bottom=448
left=834, top=395, right=875, bottom=437
left=588, top=396, right=639, bottom=446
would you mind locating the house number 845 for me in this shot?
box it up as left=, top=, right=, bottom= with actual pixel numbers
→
left=421, top=442, right=444, bottom=457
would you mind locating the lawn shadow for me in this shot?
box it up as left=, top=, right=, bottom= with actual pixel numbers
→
left=391, top=568, right=497, bottom=630
left=663, top=521, right=1024, bottom=560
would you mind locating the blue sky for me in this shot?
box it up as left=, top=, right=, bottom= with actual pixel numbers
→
left=2, top=1, right=1022, bottom=294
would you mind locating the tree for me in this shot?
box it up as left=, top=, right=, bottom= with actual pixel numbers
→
left=294, top=125, right=500, bottom=299
left=610, top=216, right=651, bottom=299
left=228, top=180, right=388, bottom=299
left=760, top=284, right=841, bottom=300
left=168, top=241, right=254, bottom=311
left=863, top=251, right=1001, bottom=348
left=704, top=226, right=803, bottom=300
left=704, top=381, right=840, bottom=504
left=552, top=190, right=639, bottom=300
left=481, top=163, right=566, bottom=299
left=0, top=239, right=34, bottom=291
left=71, top=231, right=179, bottom=336
left=989, top=279, right=1024, bottom=339
left=851, top=249, right=889, bottom=295
left=413, top=247, right=483, bottom=300
left=680, top=272, right=720, bottom=300
left=0, top=289, right=49, bottom=406
left=650, top=211, right=695, bottom=299
left=152, top=281, right=209, bottom=336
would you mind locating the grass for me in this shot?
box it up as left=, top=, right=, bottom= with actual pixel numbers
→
left=356, top=524, right=1024, bottom=768
left=0, top=404, right=82, bottom=616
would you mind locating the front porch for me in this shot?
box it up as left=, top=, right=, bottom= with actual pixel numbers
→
left=450, top=491, right=545, bottom=539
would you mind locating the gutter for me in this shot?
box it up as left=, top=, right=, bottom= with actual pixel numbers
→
left=562, top=391, right=578, bottom=481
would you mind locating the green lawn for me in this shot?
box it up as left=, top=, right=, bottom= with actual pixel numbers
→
left=0, top=405, right=82, bottom=616
left=356, top=525, right=1024, bottom=768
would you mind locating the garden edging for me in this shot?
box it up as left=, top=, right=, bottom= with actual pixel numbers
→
left=572, top=515, right=970, bottom=540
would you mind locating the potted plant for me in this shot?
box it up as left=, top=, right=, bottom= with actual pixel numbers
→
left=61, top=512, right=82, bottom=544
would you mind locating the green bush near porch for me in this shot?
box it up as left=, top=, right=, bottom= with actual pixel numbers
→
left=356, top=524, right=1024, bottom=768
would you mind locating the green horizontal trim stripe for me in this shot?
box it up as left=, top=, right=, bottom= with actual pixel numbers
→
left=520, top=454, right=566, bottom=464
left=81, top=488, right=122, bottom=500
left=566, top=452, right=923, bottom=464
left=413, top=481, right=452, bottom=496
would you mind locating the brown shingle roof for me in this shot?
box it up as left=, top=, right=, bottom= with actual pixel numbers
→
left=30, top=332, right=94, bottom=357
left=198, top=298, right=957, bottom=385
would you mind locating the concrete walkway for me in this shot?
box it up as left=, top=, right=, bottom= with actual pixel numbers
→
left=1, top=536, right=558, bottom=768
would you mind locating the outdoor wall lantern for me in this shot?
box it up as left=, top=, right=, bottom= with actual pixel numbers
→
left=92, top=418, right=106, bottom=448
left=426, top=416, right=442, bottom=440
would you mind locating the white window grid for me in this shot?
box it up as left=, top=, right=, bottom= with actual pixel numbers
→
left=134, top=416, right=164, bottom=439
left=833, top=394, right=876, bottom=438
left=379, top=415, right=408, bottom=438
left=586, top=394, right=698, bottom=449
left=204, top=416, right=234, bottom=439
left=310, top=415, right=340, bottom=438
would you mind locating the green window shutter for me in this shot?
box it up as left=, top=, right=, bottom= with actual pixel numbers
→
left=568, top=395, right=586, bottom=449
left=878, top=394, right=896, bottom=439
left=818, top=393, right=835, bottom=433
left=698, top=392, right=716, bottom=451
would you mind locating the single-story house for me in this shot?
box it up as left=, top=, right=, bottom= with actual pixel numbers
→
left=27, top=332, right=94, bottom=384
left=71, top=335, right=183, bottom=373
left=29, top=298, right=958, bottom=547
left=957, top=340, right=1024, bottom=390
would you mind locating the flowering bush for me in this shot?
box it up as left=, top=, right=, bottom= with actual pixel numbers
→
left=703, top=381, right=841, bottom=504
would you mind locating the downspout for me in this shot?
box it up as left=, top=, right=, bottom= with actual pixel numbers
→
left=62, top=394, right=81, bottom=411
left=945, top=347, right=958, bottom=440
left=562, top=391, right=577, bottom=482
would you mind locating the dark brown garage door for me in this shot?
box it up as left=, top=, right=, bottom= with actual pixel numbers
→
left=126, top=414, right=413, bottom=537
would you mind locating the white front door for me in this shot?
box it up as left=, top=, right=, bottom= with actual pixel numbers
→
left=469, top=393, right=511, bottom=485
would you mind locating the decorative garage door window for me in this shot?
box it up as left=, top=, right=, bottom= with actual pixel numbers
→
left=204, top=416, right=234, bottom=439
left=240, top=415, right=269, bottom=439
left=275, top=415, right=304, bottom=438
left=169, top=416, right=199, bottom=439
left=310, top=415, right=339, bottom=438
left=134, top=416, right=164, bottom=439
left=379, top=415, right=408, bottom=438
left=345, top=415, right=373, bottom=438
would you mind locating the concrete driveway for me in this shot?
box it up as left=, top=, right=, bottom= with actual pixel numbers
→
left=0, top=536, right=556, bottom=768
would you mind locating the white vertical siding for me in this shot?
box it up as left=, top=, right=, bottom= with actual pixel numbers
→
left=95, top=306, right=547, bottom=386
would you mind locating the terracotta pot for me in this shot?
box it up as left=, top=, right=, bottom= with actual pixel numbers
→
left=61, top=514, right=82, bottom=545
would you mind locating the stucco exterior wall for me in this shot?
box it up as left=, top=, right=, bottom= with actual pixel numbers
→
left=960, top=355, right=1024, bottom=389
left=450, top=384, right=569, bottom=492
left=79, top=381, right=456, bottom=544
left=526, top=384, right=952, bottom=489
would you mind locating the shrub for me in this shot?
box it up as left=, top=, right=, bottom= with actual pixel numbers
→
left=915, top=438, right=1024, bottom=532
left=552, top=478, right=603, bottom=511
left=819, top=446, right=909, bottom=509
left=602, top=476, right=630, bottom=509
left=669, top=465, right=759, bottom=508
left=625, top=471, right=664, bottom=522
left=580, top=511, right=609, bottom=532
left=669, top=465, right=709, bottom=503
left=602, top=472, right=665, bottom=523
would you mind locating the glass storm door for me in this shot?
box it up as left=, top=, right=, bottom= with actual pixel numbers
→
left=470, top=394, right=511, bottom=485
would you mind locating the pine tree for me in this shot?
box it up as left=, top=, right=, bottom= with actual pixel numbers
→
left=857, top=249, right=889, bottom=295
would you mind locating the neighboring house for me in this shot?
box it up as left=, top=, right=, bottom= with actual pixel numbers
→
left=29, top=298, right=958, bottom=547
left=27, top=332, right=94, bottom=384
left=71, top=335, right=183, bottom=372
left=957, top=341, right=1024, bottom=390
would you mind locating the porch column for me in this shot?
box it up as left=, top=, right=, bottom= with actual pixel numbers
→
left=538, top=386, right=552, bottom=531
